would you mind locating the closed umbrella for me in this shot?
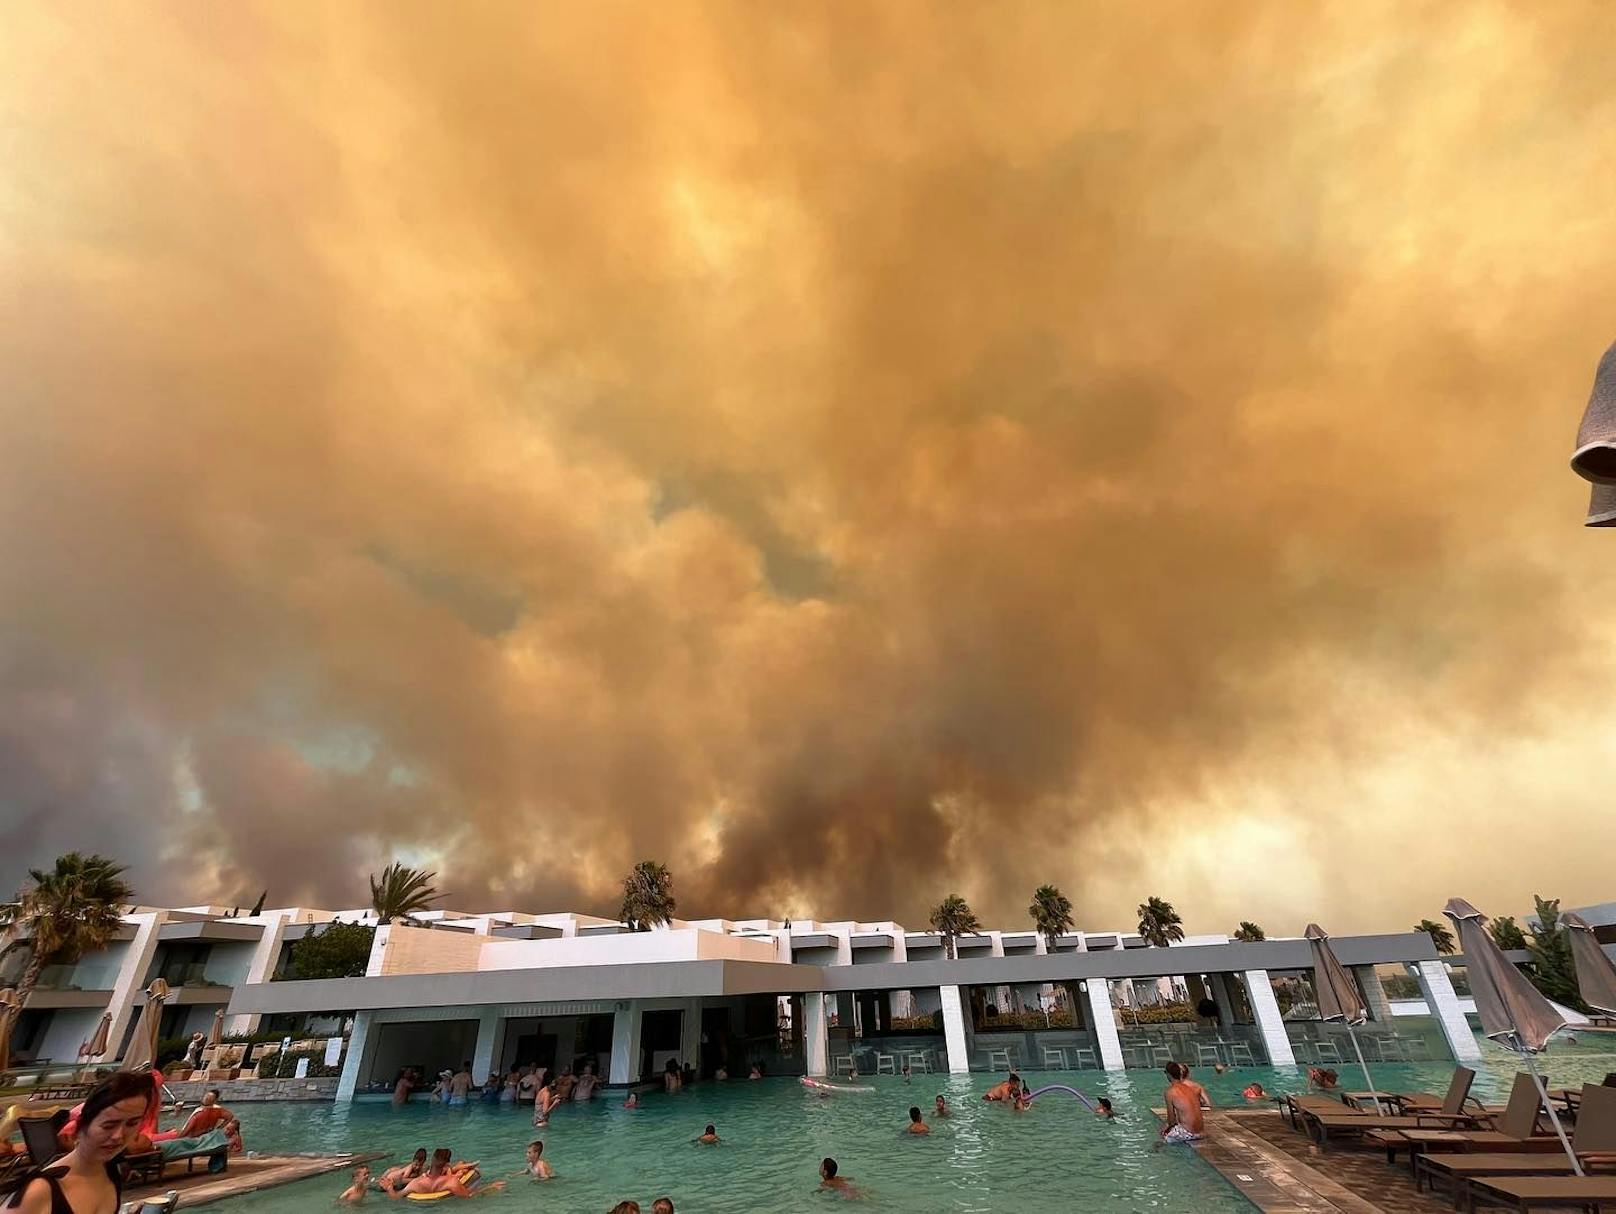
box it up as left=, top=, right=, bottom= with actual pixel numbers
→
left=1587, top=483, right=1616, bottom=528
left=77, top=1011, right=113, bottom=1078
left=1304, top=924, right=1382, bottom=1114
left=121, top=979, right=171, bottom=1071
left=1572, top=339, right=1616, bottom=485
left=0, top=988, right=17, bottom=1074
left=1563, top=913, right=1616, bottom=1016
left=1444, top=898, right=1580, bottom=1174
left=206, top=1006, right=225, bottom=1071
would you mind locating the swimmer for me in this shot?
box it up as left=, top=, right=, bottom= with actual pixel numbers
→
left=715, top=1066, right=728, bottom=1081
left=1213, top=1063, right=1228, bottom=1074
left=933, top=1095, right=950, bottom=1119
left=609, top=1204, right=640, bottom=1214
left=1308, top=1067, right=1339, bottom=1091
left=533, top=1078, right=560, bottom=1126
left=652, top=1200, right=675, bottom=1214
left=901, top=1064, right=911, bottom=1084
left=818, top=1157, right=863, bottom=1198
left=1242, top=1082, right=1267, bottom=1101
left=394, top=1147, right=505, bottom=1199
left=1011, top=1084, right=1032, bottom=1113
left=748, top=1064, right=762, bottom=1081
left=905, top=1106, right=930, bottom=1135
left=694, top=1123, right=720, bottom=1145
left=983, top=1072, right=1021, bottom=1102
left=623, top=1092, right=640, bottom=1109
left=340, top=1163, right=372, bottom=1203
left=380, top=1149, right=428, bottom=1191
left=1095, top=1098, right=1116, bottom=1119
left=522, top=1140, right=553, bottom=1179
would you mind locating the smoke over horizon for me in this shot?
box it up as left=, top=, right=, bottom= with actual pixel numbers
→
left=4, top=2, right=1616, bottom=939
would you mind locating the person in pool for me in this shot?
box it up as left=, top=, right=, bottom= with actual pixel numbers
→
left=523, top=1140, right=553, bottom=1179
left=1309, top=1067, right=1340, bottom=1091
left=392, top=1148, right=505, bottom=1200
left=380, top=1149, right=428, bottom=1191
left=12, top=1071, right=155, bottom=1214
left=905, top=1106, right=930, bottom=1135
left=623, top=1091, right=640, bottom=1109
left=1242, top=1082, right=1267, bottom=1101
left=1095, top=1098, right=1116, bottom=1119
left=609, top=1203, right=640, bottom=1214
left=748, top=1064, right=762, bottom=1081
left=340, top=1164, right=373, bottom=1204
left=533, top=1078, right=561, bottom=1126
left=1011, top=1084, right=1033, bottom=1113
left=694, top=1124, right=720, bottom=1145
left=983, top=1072, right=1021, bottom=1102
left=818, top=1157, right=863, bottom=1198
left=651, top=1199, right=675, bottom=1213
left=933, top=1095, right=950, bottom=1118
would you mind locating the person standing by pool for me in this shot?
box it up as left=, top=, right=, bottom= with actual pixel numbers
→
left=905, top=1107, right=930, bottom=1135
left=1158, top=1064, right=1206, bottom=1146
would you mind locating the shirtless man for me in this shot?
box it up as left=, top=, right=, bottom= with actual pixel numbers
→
left=522, top=1140, right=553, bottom=1179
left=818, top=1157, right=863, bottom=1197
left=1178, top=1065, right=1212, bottom=1109
left=1159, top=1063, right=1207, bottom=1145
left=339, top=1164, right=372, bottom=1204
left=694, top=1123, right=720, bottom=1145
left=905, top=1106, right=930, bottom=1135
left=448, top=1064, right=473, bottom=1107
left=392, top=1071, right=417, bottom=1106
left=554, top=1066, right=577, bottom=1102
left=392, top=1148, right=504, bottom=1199
left=379, top=1149, right=428, bottom=1191
left=983, top=1072, right=1021, bottom=1102
left=574, top=1063, right=599, bottom=1101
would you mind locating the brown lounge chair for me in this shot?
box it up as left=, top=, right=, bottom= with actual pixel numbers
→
left=1416, top=1079, right=1616, bottom=1199
left=1347, top=1066, right=1478, bottom=1115
left=1303, top=1068, right=1485, bottom=1149
left=1280, top=1093, right=1350, bottom=1130
left=1461, top=1086, right=1616, bottom=1213
left=1379, top=1071, right=1563, bottom=1171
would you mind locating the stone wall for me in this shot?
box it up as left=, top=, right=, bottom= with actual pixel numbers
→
left=166, top=1076, right=339, bottom=1103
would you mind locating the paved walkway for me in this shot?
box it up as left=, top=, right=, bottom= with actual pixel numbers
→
left=1157, top=1107, right=1451, bottom=1213
left=123, top=1152, right=383, bottom=1208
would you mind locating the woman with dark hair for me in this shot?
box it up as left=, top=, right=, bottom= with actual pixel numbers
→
left=7, top=1071, right=155, bottom=1213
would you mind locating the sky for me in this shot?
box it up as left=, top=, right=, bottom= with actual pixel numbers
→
left=3, top=2, right=1615, bottom=940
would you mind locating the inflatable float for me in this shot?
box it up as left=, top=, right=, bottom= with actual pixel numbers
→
left=407, top=1192, right=451, bottom=1202
left=799, top=1076, right=875, bottom=1095
left=1024, top=1084, right=1097, bottom=1110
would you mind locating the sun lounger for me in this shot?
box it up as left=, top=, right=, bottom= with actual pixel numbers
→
left=1417, top=1083, right=1616, bottom=1203
left=1348, top=1066, right=1478, bottom=1115
left=1373, top=1073, right=1551, bottom=1169
left=1300, top=1069, right=1486, bottom=1150
left=1462, top=1175, right=1616, bottom=1211
left=1280, top=1093, right=1349, bottom=1129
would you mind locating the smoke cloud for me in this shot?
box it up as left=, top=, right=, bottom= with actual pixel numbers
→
left=4, top=2, right=1616, bottom=937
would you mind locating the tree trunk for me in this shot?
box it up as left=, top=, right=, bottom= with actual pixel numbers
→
left=16, top=949, right=45, bottom=1011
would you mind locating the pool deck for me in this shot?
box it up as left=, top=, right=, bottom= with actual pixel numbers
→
left=1155, top=1107, right=1451, bottom=1213
left=123, top=1152, right=385, bottom=1208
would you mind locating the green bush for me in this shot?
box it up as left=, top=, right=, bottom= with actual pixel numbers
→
left=255, top=1048, right=343, bottom=1078
left=277, top=921, right=375, bottom=981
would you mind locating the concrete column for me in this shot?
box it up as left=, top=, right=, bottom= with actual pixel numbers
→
left=470, top=1009, right=502, bottom=1084
left=1414, top=960, right=1482, bottom=1061
left=608, top=1003, right=642, bottom=1084
left=104, top=912, right=165, bottom=1061
left=679, top=998, right=701, bottom=1072
left=939, top=985, right=970, bottom=1074
left=1355, top=966, right=1393, bottom=1023
left=225, top=911, right=291, bottom=1036
left=803, top=994, right=829, bottom=1077
left=1242, top=970, right=1297, bottom=1065
left=1085, top=979, right=1125, bottom=1071
left=336, top=1010, right=373, bottom=1103
left=1209, top=973, right=1239, bottom=1026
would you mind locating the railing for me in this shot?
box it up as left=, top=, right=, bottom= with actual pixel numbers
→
left=1115, top=1023, right=1268, bottom=1069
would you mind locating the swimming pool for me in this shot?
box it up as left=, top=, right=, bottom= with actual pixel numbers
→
left=197, top=1049, right=1616, bottom=1212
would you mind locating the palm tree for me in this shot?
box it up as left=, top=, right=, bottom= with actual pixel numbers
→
left=1028, top=885, right=1074, bottom=952
left=368, top=863, right=441, bottom=924
left=1488, top=915, right=1527, bottom=952
left=619, top=860, right=676, bottom=932
left=1136, top=896, right=1184, bottom=948
left=1232, top=921, right=1266, bottom=942
left=0, top=853, right=133, bottom=1008
left=1414, top=918, right=1456, bottom=955
left=929, top=894, right=981, bottom=960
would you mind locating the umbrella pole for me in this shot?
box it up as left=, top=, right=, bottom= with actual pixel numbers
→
left=1520, top=1047, right=1582, bottom=1176
left=1345, top=1025, right=1382, bottom=1116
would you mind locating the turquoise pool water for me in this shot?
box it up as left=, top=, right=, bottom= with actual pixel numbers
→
left=194, top=1049, right=1616, bottom=1213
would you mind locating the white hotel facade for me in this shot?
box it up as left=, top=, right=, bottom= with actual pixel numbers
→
left=3, top=902, right=1483, bottom=1099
